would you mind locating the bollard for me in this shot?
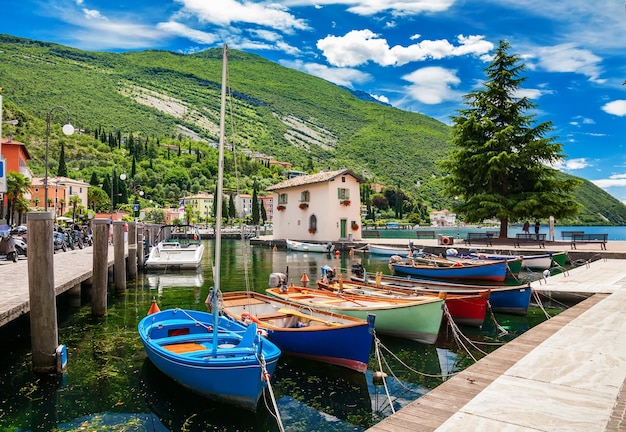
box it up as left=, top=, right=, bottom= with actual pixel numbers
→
left=92, top=218, right=109, bottom=317
left=127, top=222, right=137, bottom=279
left=27, top=212, right=59, bottom=373
left=137, top=223, right=145, bottom=270
left=113, top=220, right=126, bottom=294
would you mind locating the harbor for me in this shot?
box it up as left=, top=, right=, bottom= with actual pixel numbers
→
left=1, top=235, right=625, bottom=430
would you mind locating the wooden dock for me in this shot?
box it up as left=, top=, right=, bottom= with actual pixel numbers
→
left=0, top=246, right=114, bottom=327
left=367, top=259, right=626, bottom=432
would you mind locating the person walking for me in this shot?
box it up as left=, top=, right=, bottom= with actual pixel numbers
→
left=523, top=221, right=530, bottom=234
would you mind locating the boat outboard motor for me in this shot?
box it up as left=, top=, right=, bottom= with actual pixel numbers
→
left=408, top=241, right=415, bottom=253
left=325, top=242, right=335, bottom=253
left=268, top=272, right=287, bottom=288
left=351, top=263, right=365, bottom=278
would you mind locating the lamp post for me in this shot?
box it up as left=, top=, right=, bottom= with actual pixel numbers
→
left=110, top=170, right=126, bottom=220
left=44, top=107, right=74, bottom=212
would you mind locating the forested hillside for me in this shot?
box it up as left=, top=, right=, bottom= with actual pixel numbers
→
left=0, top=34, right=624, bottom=225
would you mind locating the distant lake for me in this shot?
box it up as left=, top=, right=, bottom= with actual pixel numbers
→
left=373, top=225, right=626, bottom=241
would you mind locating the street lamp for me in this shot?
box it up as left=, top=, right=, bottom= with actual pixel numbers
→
left=44, top=107, right=74, bottom=212
left=110, top=169, right=126, bottom=219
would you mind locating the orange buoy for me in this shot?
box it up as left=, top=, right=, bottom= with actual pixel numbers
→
left=349, top=248, right=354, bottom=257
left=335, top=250, right=340, bottom=257
left=301, top=272, right=310, bottom=287
left=273, top=245, right=277, bottom=252
left=148, top=300, right=160, bottom=315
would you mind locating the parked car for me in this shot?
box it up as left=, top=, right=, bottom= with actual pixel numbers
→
left=53, top=231, right=67, bottom=253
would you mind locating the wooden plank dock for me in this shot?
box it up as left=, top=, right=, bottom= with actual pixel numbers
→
left=0, top=246, right=114, bottom=327
left=367, top=259, right=626, bottom=432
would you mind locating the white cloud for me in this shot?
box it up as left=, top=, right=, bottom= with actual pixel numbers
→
left=371, top=94, right=390, bottom=104
left=157, top=21, right=217, bottom=44
left=175, top=0, right=309, bottom=33
left=602, top=100, right=626, bottom=117
left=82, top=8, right=106, bottom=20
left=280, top=59, right=371, bottom=88
left=535, top=43, right=602, bottom=82
left=401, top=66, right=461, bottom=104
left=317, top=30, right=493, bottom=68
left=552, top=158, right=591, bottom=171
left=283, top=0, right=455, bottom=16
left=592, top=173, right=626, bottom=188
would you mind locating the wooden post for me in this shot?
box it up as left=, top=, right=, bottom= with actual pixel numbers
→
left=92, top=218, right=109, bottom=317
left=27, top=212, right=58, bottom=373
left=137, top=222, right=145, bottom=270
left=113, top=220, right=126, bottom=294
left=127, top=221, right=137, bottom=279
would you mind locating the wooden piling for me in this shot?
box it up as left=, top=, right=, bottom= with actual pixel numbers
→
left=92, top=218, right=109, bottom=317
left=137, top=222, right=145, bottom=270
left=113, top=220, right=126, bottom=294
left=127, top=222, right=137, bottom=279
left=27, top=212, right=58, bottom=373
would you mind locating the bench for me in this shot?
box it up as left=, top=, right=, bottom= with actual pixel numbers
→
left=571, top=233, right=608, bottom=250
left=362, top=230, right=381, bottom=238
left=514, top=233, right=546, bottom=248
left=561, top=230, right=585, bottom=240
left=415, top=231, right=436, bottom=239
left=464, top=231, right=498, bottom=247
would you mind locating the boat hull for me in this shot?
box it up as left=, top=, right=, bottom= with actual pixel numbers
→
left=319, top=279, right=487, bottom=328
left=286, top=239, right=334, bottom=253
left=351, top=269, right=531, bottom=316
left=145, top=243, right=205, bottom=269
left=368, top=244, right=415, bottom=257
left=138, top=309, right=281, bottom=411
left=391, top=260, right=508, bottom=282
left=266, top=286, right=444, bottom=345
left=221, top=292, right=374, bottom=373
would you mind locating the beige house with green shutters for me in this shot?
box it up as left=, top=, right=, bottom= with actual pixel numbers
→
left=266, top=169, right=363, bottom=241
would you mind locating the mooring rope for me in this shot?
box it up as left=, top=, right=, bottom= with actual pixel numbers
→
left=373, top=335, right=395, bottom=414
left=486, top=301, right=509, bottom=337
left=259, top=354, right=285, bottom=432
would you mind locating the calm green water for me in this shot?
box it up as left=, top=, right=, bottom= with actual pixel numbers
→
left=0, top=240, right=566, bottom=431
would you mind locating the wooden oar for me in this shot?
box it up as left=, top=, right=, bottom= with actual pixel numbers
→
left=277, top=308, right=341, bottom=326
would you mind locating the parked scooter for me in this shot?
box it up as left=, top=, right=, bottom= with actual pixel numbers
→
left=0, top=233, right=18, bottom=262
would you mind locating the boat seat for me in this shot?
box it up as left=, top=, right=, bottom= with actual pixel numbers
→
left=257, top=312, right=291, bottom=320
left=162, top=342, right=207, bottom=354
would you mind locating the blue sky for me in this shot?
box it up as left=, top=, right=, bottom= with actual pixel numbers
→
left=4, top=1, right=626, bottom=202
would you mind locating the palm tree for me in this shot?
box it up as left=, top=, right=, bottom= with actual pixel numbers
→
left=69, top=195, right=82, bottom=223
left=6, top=172, right=31, bottom=226
left=14, top=197, right=30, bottom=226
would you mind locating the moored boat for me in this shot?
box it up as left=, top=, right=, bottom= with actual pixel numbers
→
left=317, top=274, right=488, bottom=327
left=368, top=243, right=418, bottom=257
left=145, top=224, right=205, bottom=270
left=266, top=281, right=444, bottom=345
left=138, top=307, right=281, bottom=411
left=390, top=256, right=509, bottom=282
left=286, top=239, right=335, bottom=253
left=139, top=45, right=282, bottom=412
left=444, top=249, right=523, bottom=276
left=351, top=264, right=531, bottom=315
left=221, top=290, right=375, bottom=373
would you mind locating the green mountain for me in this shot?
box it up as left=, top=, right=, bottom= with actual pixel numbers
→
left=0, top=34, right=624, bottom=225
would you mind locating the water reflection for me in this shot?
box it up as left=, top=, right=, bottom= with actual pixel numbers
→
left=0, top=239, right=565, bottom=431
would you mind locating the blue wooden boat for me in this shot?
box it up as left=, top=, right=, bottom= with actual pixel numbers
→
left=139, top=45, right=281, bottom=412
left=221, top=291, right=375, bottom=373
left=351, top=264, right=531, bottom=315
left=390, top=257, right=508, bottom=282
left=138, top=307, right=281, bottom=411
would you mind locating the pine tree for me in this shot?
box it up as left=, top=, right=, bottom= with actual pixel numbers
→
left=57, top=142, right=67, bottom=177
left=251, top=181, right=260, bottom=225
left=440, top=40, right=581, bottom=237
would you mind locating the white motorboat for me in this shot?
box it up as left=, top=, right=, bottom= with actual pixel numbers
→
left=286, top=239, right=334, bottom=253
left=145, top=225, right=205, bottom=269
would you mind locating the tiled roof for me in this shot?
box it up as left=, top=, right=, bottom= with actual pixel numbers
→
left=266, top=169, right=362, bottom=191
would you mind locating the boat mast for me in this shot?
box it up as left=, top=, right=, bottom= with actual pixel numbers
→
left=214, top=44, right=227, bottom=294
left=212, top=44, right=228, bottom=352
